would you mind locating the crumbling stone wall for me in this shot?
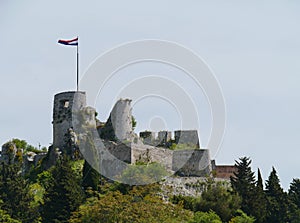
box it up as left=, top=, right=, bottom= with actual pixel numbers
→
left=131, top=143, right=173, bottom=171
left=158, top=131, right=172, bottom=145
left=0, top=142, right=17, bottom=163
left=139, top=131, right=156, bottom=145
left=51, top=92, right=211, bottom=178
left=174, top=130, right=200, bottom=148
left=172, top=149, right=211, bottom=176
left=99, top=99, right=133, bottom=142
left=53, top=91, right=87, bottom=151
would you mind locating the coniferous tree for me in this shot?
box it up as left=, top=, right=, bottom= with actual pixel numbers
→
left=287, top=178, right=300, bottom=222
left=0, top=162, right=39, bottom=222
left=82, top=159, right=100, bottom=191
left=265, top=167, right=289, bottom=223
left=289, top=178, right=300, bottom=208
left=230, top=157, right=256, bottom=216
left=42, top=156, right=85, bottom=223
left=251, top=168, right=267, bottom=223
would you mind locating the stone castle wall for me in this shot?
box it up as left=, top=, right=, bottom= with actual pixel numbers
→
left=139, top=130, right=200, bottom=148
left=51, top=92, right=212, bottom=178
left=52, top=91, right=86, bottom=150
left=131, top=143, right=173, bottom=171
left=174, top=130, right=200, bottom=148
left=172, top=149, right=211, bottom=176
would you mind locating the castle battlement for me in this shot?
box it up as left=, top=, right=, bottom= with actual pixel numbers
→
left=139, top=130, right=200, bottom=148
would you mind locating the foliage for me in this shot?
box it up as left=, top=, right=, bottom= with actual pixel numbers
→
left=41, top=156, right=85, bottom=223
left=0, top=162, right=39, bottom=222
left=229, top=209, right=255, bottom=223
left=2, top=137, right=300, bottom=223
left=71, top=159, right=84, bottom=179
left=195, top=180, right=241, bottom=222
left=251, top=168, right=267, bottom=223
left=171, top=194, right=200, bottom=211
left=289, top=178, right=300, bottom=208
left=11, top=138, right=45, bottom=154
left=118, top=162, right=168, bottom=185
left=29, top=182, right=45, bottom=207
left=169, top=143, right=198, bottom=150
left=230, top=157, right=257, bottom=217
left=265, top=167, right=289, bottom=223
left=131, top=115, right=137, bottom=130
left=70, top=185, right=193, bottom=223
left=191, top=210, right=222, bottom=223
left=289, top=178, right=300, bottom=222
left=0, top=201, right=21, bottom=223
left=82, top=160, right=100, bottom=191
left=37, top=170, right=54, bottom=190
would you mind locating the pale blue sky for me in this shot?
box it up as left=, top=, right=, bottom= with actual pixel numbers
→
left=1, top=0, right=300, bottom=189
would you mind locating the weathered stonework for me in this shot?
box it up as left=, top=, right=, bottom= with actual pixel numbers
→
left=131, top=143, right=173, bottom=171
left=99, top=99, right=133, bottom=142
left=49, top=91, right=213, bottom=179
left=172, top=149, right=211, bottom=176
left=0, top=142, right=17, bottom=163
left=158, top=131, right=172, bottom=145
left=53, top=91, right=87, bottom=151
left=139, top=131, right=156, bottom=145
left=174, top=130, right=200, bottom=148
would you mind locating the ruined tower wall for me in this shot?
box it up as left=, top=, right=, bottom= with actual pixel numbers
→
left=52, top=91, right=86, bottom=150
left=100, top=99, right=133, bottom=142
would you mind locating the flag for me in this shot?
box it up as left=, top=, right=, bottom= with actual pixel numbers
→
left=58, top=37, right=78, bottom=46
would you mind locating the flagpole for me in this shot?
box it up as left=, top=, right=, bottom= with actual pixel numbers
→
left=76, top=37, right=79, bottom=91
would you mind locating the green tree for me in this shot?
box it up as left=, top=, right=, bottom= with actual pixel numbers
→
left=229, top=209, right=255, bottom=223
left=288, top=178, right=300, bottom=222
left=192, top=210, right=222, bottom=223
left=195, top=181, right=241, bottom=222
left=230, top=157, right=256, bottom=216
left=265, top=167, right=289, bottom=223
left=42, top=157, right=85, bottom=223
left=82, top=160, right=100, bottom=191
left=11, top=138, right=27, bottom=150
left=251, top=168, right=267, bottom=223
left=118, top=162, right=168, bottom=185
left=289, top=178, right=300, bottom=208
left=131, top=115, right=137, bottom=130
left=0, top=200, right=21, bottom=223
left=70, top=185, right=193, bottom=223
left=0, top=162, right=39, bottom=222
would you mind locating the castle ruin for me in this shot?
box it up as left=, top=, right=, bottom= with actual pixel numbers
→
left=50, top=91, right=213, bottom=179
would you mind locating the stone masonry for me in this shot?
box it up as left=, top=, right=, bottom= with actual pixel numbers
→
left=51, top=91, right=212, bottom=178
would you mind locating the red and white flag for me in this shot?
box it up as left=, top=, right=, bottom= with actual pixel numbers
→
left=58, top=37, right=78, bottom=46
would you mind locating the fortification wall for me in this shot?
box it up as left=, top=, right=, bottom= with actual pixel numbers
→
left=174, top=130, right=200, bottom=148
left=172, top=149, right=211, bottom=176
left=52, top=91, right=86, bottom=150
left=131, top=143, right=173, bottom=171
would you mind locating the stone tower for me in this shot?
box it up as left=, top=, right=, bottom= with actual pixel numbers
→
left=99, top=99, right=133, bottom=142
left=52, top=91, right=86, bottom=150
